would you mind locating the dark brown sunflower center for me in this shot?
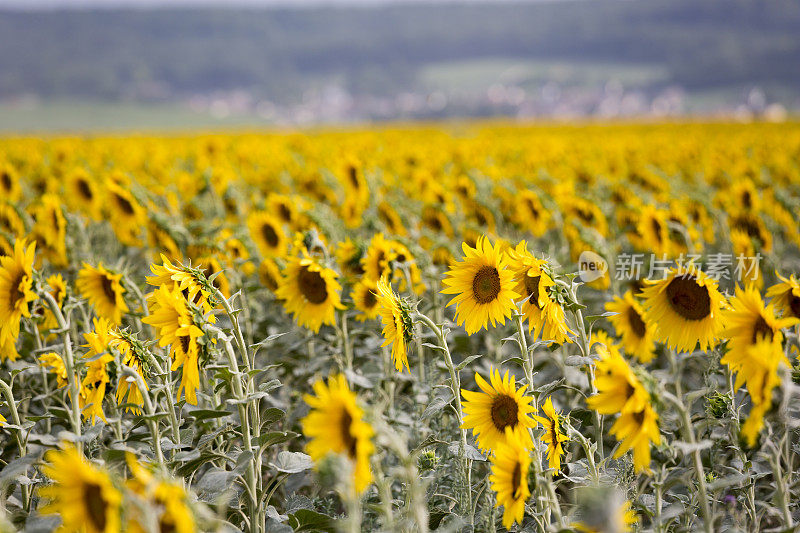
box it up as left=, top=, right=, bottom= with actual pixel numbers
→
left=179, top=334, right=191, bottom=354
left=363, top=289, right=377, bottom=309
left=627, top=306, right=647, bottom=338
left=511, top=462, right=522, bottom=495
left=525, top=199, right=539, bottom=218
left=742, top=191, right=752, bottom=209
left=298, top=266, right=328, bottom=304
left=1, top=171, right=10, bottom=192
left=549, top=420, right=558, bottom=446
left=490, top=394, right=519, bottom=432
left=651, top=218, right=663, bottom=242
left=100, top=275, right=117, bottom=303
left=261, top=223, right=279, bottom=248
left=665, top=275, right=711, bottom=321
left=278, top=204, right=292, bottom=223
left=340, top=409, right=358, bottom=459
left=347, top=165, right=359, bottom=189
left=633, top=410, right=646, bottom=426
left=731, top=216, right=764, bottom=244
left=751, top=316, right=774, bottom=343
left=472, top=266, right=501, bottom=304
left=114, top=193, right=135, bottom=215
left=77, top=179, right=93, bottom=200
left=9, top=272, right=25, bottom=307
left=83, top=482, right=108, bottom=531
left=789, top=294, right=800, bottom=319
left=524, top=274, right=541, bottom=309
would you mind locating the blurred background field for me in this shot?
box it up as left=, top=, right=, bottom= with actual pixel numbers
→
left=0, top=0, right=798, bottom=131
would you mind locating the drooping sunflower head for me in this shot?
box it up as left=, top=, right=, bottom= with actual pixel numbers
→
left=258, top=257, right=282, bottom=293
left=441, top=237, right=519, bottom=335
left=766, top=271, right=800, bottom=321
left=301, top=374, right=375, bottom=494
left=77, top=262, right=129, bottom=327
left=640, top=264, right=726, bottom=353
left=65, top=167, right=100, bottom=219
left=461, top=367, right=535, bottom=453
left=275, top=252, right=344, bottom=333
left=0, top=239, right=37, bottom=343
left=104, top=180, right=146, bottom=246
left=126, top=453, right=197, bottom=533
left=606, top=291, right=656, bottom=363
left=375, top=276, right=414, bottom=372
left=532, top=396, right=569, bottom=473
left=247, top=210, right=288, bottom=258
left=513, top=189, right=550, bottom=237
left=608, top=402, right=661, bottom=473
left=489, top=427, right=532, bottom=530
left=39, top=446, right=122, bottom=533
left=39, top=352, right=69, bottom=389
left=587, top=337, right=650, bottom=416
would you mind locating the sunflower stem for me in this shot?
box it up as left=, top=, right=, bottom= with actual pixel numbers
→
left=0, top=378, right=31, bottom=510
left=220, top=336, right=261, bottom=533
left=514, top=312, right=563, bottom=526
left=413, top=311, right=474, bottom=526
left=338, top=309, right=354, bottom=376
left=42, top=291, right=82, bottom=452
left=121, top=365, right=165, bottom=468
left=663, top=390, right=712, bottom=533
left=570, top=301, right=604, bottom=460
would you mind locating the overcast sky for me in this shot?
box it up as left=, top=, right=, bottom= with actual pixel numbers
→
left=0, top=0, right=564, bottom=8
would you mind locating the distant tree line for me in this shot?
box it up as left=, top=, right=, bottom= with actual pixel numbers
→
left=0, top=0, right=798, bottom=102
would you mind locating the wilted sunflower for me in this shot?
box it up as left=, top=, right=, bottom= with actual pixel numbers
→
left=375, top=276, right=414, bottom=372
left=301, top=374, right=375, bottom=494
left=766, top=271, right=800, bottom=320
left=606, top=291, right=657, bottom=363
left=126, top=453, right=196, bottom=533
left=275, top=251, right=344, bottom=333
left=39, top=446, right=122, bottom=533
left=587, top=340, right=660, bottom=473
left=247, top=210, right=288, bottom=258
left=441, top=237, right=519, bottom=335
left=506, top=241, right=573, bottom=344
left=351, top=278, right=380, bottom=321
left=640, top=264, right=726, bottom=353
left=461, top=367, right=535, bottom=452
left=489, top=427, right=531, bottom=530
left=77, top=262, right=129, bottom=326
left=0, top=239, right=37, bottom=344
left=533, top=396, right=569, bottom=473
left=142, top=286, right=205, bottom=405
left=39, top=352, right=69, bottom=389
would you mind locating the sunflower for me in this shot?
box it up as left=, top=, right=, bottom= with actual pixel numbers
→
left=734, top=337, right=789, bottom=447
left=375, top=276, right=414, bottom=372
left=335, top=238, right=366, bottom=280
left=39, top=446, right=122, bottom=533
left=629, top=205, right=672, bottom=256
left=441, top=237, right=519, bottom=335
left=720, top=285, right=797, bottom=376
left=361, top=233, right=396, bottom=282
left=766, top=272, right=800, bottom=320
left=0, top=202, right=25, bottom=241
left=461, top=367, right=535, bottom=452
left=0, top=239, right=37, bottom=344
left=80, top=329, right=116, bottom=425
left=126, top=454, right=196, bottom=533
left=377, top=201, right=406, bottom=236
left=39, top=352, right=69, bottom=389
left=606, top=291, right=657, bottom=363
left=275, top=251, right=344, bottom=333
left=147, top=254, right=212, bottom=310
left=301, top=374, right=375, bottom=494
left=258, top=257, right=282, bottom=292
left=506, top=241, right=573, bottom=344
left=533, top=396, right=569, bottom=473
left=197, top=256, right=231, bottom=300
left=247, top=210, right=288, bottom=258
left=352, top=278, right=380, bottom=321
left=65, top=167, right=100, bottom=219
left=513, top=189, right=550, bottom=237
left=489, top=427, right=531, bottom=530
left=0, top=162, right=21, bottom=203
left=105, top=179, right=146, bottom=246
left=0, top=334, right=19, bottom=362
left=77, top=263, right=129, bottom=326
left=142, top=285, right=205, bottom=405
left=38, top=273, right=68, bottom=335
left=587, top=340, right=660, bottom=473
left=30, top=194, right=68, bottom=267
left=266, top=193, right=299, bottom=227
left=640, top=264, right=726, bottom=353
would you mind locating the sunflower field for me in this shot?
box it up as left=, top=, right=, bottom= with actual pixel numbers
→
left=0, top=121, right=799, bottom=533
